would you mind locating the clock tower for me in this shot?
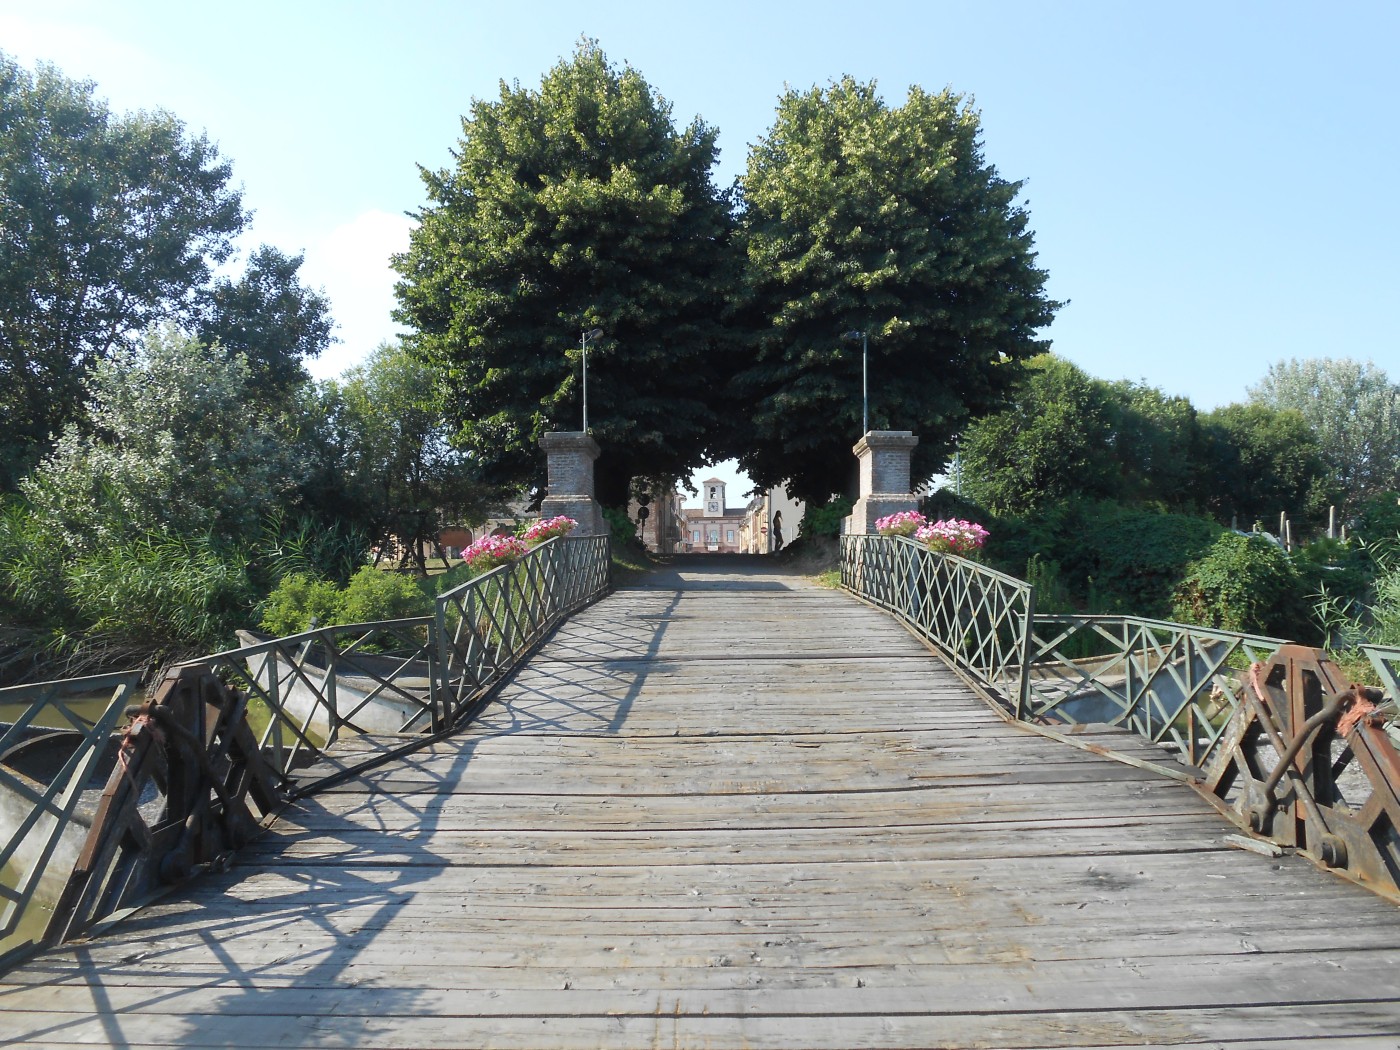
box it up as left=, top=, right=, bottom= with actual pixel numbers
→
left=703, top=479, right=725, bottom=517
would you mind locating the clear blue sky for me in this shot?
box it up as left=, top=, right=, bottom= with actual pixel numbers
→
left=3, top=1, right=1397, bottom=502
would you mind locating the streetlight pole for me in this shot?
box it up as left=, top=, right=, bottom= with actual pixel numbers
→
left=580, top=328, right=602, bottom=432
left=844, top=330, right=869, bottom=435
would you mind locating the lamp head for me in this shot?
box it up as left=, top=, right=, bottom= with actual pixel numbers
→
left=843, top=330, right=865, bottom=341
left=583, top=328, right=603, bottom=342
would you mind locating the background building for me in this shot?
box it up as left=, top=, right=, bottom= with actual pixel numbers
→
left=628, top=487, right=687, bottom=553
left=740, top=487, right=806, bottom=554
left=681, top=478, right=746, bottom=553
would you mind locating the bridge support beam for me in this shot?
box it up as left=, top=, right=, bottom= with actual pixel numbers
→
left=847, top=430, right=920, bottom=534
left=539, top=431, right=608, bottom=536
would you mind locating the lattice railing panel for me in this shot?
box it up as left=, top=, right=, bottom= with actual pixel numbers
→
left=842, top=535, right=1034, bottom=714
left=435, top=535, right=610, bottom=720
left=0, top=672, right=140, bottom=968
left=1026, top=616, right=1289, bottom=769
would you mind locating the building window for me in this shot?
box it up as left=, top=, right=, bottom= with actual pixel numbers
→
left=726, top=530, right=735, bottom=544
left=691, top=529, right=700, bottom=543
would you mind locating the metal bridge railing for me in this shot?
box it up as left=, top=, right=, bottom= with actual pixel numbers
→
left=840, top=535, right=1400, bottom=901
left=180, top=616, right=441, bottom=773
left=1365, top=643, right=1400, bottom=704
left=434, top=535, right=611, bottom=717
left=0, top=534, right=611, bottom=971
left=1027, top=615, right=1289, bottom=770
left=0, top=671, right=140, bottom=969
left=842, top=534, right=1035, bottom=715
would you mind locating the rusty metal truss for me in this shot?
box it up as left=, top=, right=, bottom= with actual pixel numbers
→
left=1200, top=645, right=1400, bottom=899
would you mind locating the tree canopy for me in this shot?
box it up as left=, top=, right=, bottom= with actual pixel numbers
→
left=729, top=77, right=1060, bottom=505
left=0, top=53, right=247, bottom=488
left=195, top=244, right=335, bottom=404
left=960, top=355, right=1340, bottom=530
left=963, top=355, right=1148, bottom=515
left=0, top=52, right=336, bottom=492
left=1195, top=402, right=1334, bottom=529
left=1248, top=357, right=1400, bottom=514
left=393, top=40, right=737, bottom=505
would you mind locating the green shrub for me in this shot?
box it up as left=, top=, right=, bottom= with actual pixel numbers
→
left=601, top=505, right=644, bottom=549
left=1024, top=555, right=1074, bottom=614
left=1356, top=491, right=1400, bottom=545
left=919, top=489, right=989, bottom=525
left=338, top=566, right=431, bottom=624
left=799, top=497, right=854, bottom=539
left=259, top=572, right=345, bottom=636
left=1370, top=566, right=1400, bottom=647
left=994, top=500, right=1221, bottom=616
left=255, top=511, right=369, bottom=587
left=1172, top=532, right=1310, bottom=639
left=1292, top=537, right=1369, bottom=609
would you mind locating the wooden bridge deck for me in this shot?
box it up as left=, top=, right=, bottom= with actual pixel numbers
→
left=6, top=558, right=1400, bottom=1048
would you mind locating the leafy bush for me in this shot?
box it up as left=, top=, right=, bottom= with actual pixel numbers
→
left=0, top=499, right=69, bottom=627
left=989, top=500, right=1220, bottom=616
left=1370, top=566, right=1400, bottom=647
left=259, top=566, right=431, bottom=636
left=255, top=510, right=369, bottom=587
left=1024, top=554, right=1075, bottom=615
left=1292, top=537, right=1369, bottom=610
left=1355, top=491, right=1400, bottom=562
left=259, top=573, right=346, bottom=636
left=799, top=497, right=854, bottom=539
left=338, top=567, right=431, bottom=625
left=1172, top=533, right=1310, bottom=639
left=920, top=488, right=988, bottom=526
left=601, top=505, right=642, bottom=548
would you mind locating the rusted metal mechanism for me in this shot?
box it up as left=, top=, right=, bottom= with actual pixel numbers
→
left=46, top=666, right=283, bottom=944
left=1201, top=644, right=1400, bottom=894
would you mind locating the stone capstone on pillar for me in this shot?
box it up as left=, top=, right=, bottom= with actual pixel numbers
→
left=847, top=430, right=920, bottom=535
left=538, top=431, right=608, bottom=537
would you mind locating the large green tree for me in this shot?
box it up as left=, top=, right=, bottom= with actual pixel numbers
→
left=959, top=355, right=1209, bottom=517
left=731, top=77, right=1060, bottom=505
left=393, top=41, right=736, bottom=505
left=0, top=53, right=247, bottom=489
left=1248, top=357, right=1400, bottom=514
left=1194, top=403, right=1334, bottom=529
left=195, top=244, right=335, bottom=404
left=958, top=355, right=1118, bottom=515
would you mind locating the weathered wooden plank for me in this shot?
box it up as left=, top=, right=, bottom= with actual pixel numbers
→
left=5, top=1001, right=1400, bottom=1050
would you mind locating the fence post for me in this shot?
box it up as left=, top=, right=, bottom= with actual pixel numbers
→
left=1017, top=579, right=1037, bottom=721
left=433, top=593, right=451, bottom=729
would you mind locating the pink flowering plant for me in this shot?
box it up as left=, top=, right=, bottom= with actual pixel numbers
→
left=916, top=518, right=990, bottom=557
left=874, top=510, right=927, bottom=538
left=522, top=515, right=577, bottom=546
left=462, top=533, right=529, bottom=574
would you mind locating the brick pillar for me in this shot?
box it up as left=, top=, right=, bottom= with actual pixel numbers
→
left=539, top=432, right=608, bottom=537
left=847, top=431, right=920, bottom=534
